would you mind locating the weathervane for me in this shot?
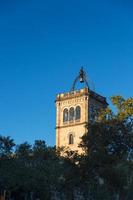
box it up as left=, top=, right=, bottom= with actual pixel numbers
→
left=71, top=67, right=89, bottom=91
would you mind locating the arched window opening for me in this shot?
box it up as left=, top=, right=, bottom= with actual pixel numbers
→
left=75, top=106, right=81, bottom=120
left=69, top=107, right=74, bottom=121
left=89, top=106, right=95, bottom=122
left=63, top=108, right=68, bottom=122
left=69, top=134, right=74, bottom=144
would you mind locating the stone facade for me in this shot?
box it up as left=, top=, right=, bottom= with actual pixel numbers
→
left=55, top=87, right=108, bottom=153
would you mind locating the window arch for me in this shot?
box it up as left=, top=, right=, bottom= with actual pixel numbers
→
left=69, top=134, right=74, bottom=144
left=75, top=106, right=81, bottom=120
left=63, top=108, right=68, bottom=122
left=69, top=107, right=74, bottom=121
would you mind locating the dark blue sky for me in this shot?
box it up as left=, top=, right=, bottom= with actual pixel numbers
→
left=0, top=0, right=133, bottom=146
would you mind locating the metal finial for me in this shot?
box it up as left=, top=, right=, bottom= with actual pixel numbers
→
left=71, top=67, right=89, bottom=91
left=79, top=67, right=85, bottom=83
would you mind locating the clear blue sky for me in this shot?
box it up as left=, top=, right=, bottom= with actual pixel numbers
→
left=0, top=0, right=133, bottom=146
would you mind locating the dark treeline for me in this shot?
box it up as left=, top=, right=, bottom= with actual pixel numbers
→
left=0, top=96, right=133, bottom=200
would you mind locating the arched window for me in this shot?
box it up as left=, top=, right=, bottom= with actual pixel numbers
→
left=69, top=107, right=74, bottom=121
left=69, top=134, right=74, bottom=144
left=75, top=106, right=81, bottom=120
left=63, top=108, right=68, bottom=122
left=89, top=106, right=95, bottom=121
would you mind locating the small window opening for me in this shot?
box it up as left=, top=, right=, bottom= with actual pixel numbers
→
left=69, top=134, right=74, bottom=144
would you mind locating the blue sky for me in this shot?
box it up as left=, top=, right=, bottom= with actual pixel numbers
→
left=0, top=0, right=133, bottom=146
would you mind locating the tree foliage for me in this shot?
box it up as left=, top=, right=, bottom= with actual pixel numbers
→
left=79, top=96, right=133, bottom=199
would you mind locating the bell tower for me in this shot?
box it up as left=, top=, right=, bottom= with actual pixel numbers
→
left=55, top=68, right=108, bottom=153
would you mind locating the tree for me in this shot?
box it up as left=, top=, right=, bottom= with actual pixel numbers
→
left=79, top=96, right=133, bottom=199
left=0, top=135, right=15, bottom=158
left=15, top=142, right=32, bottom=159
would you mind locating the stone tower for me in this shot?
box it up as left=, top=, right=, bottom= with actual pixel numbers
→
left=55, top=68, right=108, bottom=153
